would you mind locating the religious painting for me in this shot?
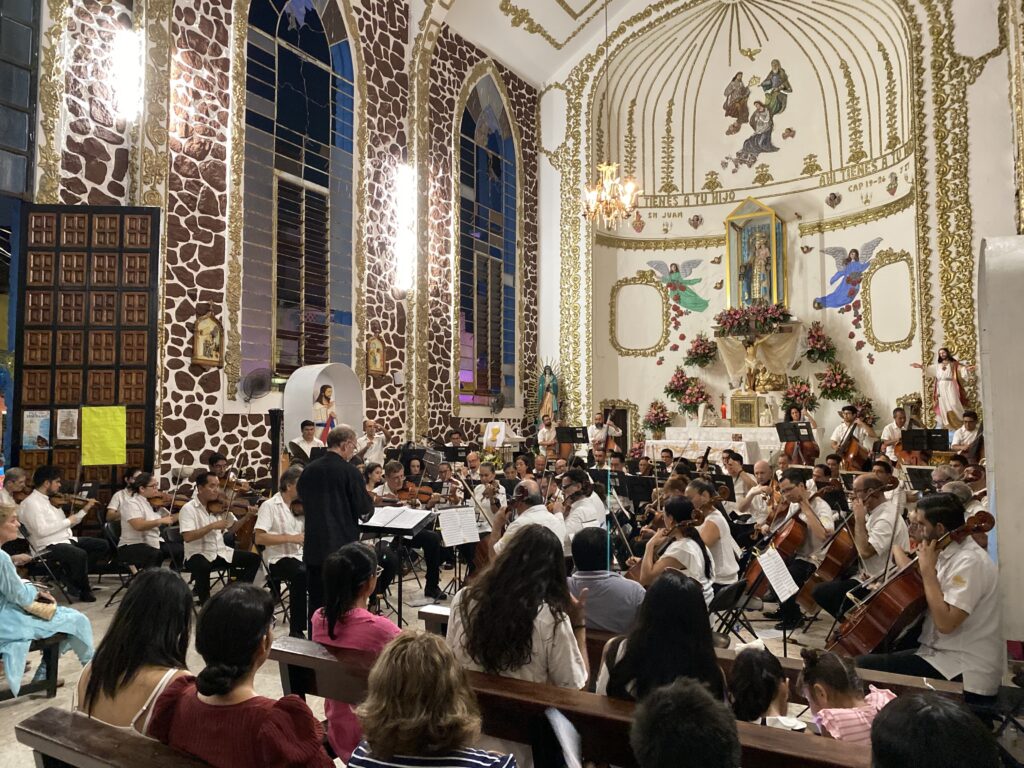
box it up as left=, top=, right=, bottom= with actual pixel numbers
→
left=813, top=238, right=884, bottom=310
left=192, top=312, right=224, bottom=368
left=724, top=198, right=787, bottom=309
left=725, top=59, right=793, bottom=169
left=366, top=335, right=385, bottom=376
left=646, top=260, right=710, bottom=315
left=55, top=408, right=79, bottom=442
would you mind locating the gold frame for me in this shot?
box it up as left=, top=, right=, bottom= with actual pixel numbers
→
left=192, top=312, right=224, bottom=368
left=723, top=197, right=788, bottom=309
left=730, top=394, right=762, bottom=428
left=861, top=248, right=917, bottom=352
left=608, top=270, right=670, bottom=357
left=366, top=335, right=386, bottom=377
left=599, top=398, right=641, bottom=444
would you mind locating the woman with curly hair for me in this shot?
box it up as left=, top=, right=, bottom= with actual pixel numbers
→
left=596, top=568, right=723, bottom=702
left=349, top=630, right=515, bottom=768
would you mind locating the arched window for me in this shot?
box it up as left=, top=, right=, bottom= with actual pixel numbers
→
left=457, top=76, right=516, bottom=407
left=242, top=0, right=355, bottom=375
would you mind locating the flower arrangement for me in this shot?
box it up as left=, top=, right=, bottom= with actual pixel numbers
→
left=781, top=376, right=819, bottom=414
left=684, top=333, right=718, bottom=368
left=713, top=303, right=792, bottom=336
left=642, top=400, right=673, bottom=435
left=678, top=377, right=713, bottom=415
left=817, top=362, right=858, bottom=401
left=804, top=321, right=837, bottom=363
left=628, top=439, right=647, bottom=460
left=850, top=393, right=878, bottom=427
left=664, top=366, right=691, bottom=402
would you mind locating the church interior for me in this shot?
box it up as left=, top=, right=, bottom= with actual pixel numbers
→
left=1, top=0, right=1024, bottom=765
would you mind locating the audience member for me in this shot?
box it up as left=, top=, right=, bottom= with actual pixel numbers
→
left=349, top=631, right=515, bottom=768
left=630, top=678, right=741, bottom=768
left=567, top=527, right=645, bottom=634
left=311, top=543, right=400, bottom=761
left=0, top=503, right=93, bottom=696
left=799, top=648, right=894, bottom=744
left=597, top=569, right=724, bottom=701
left=728, top=643, right=805, bottom=730
left=148, top=584, right=333, bottom=767
left=77, top=569, right=191, bottom=733
left=870, top=691, right=1000, bottom=768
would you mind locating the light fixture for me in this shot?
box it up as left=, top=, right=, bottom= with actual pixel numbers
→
left=581, top=1, right=641, bottom=229
left=392, top=163, right=416, bottom=299
left=111, top=28, right=144, bottom=122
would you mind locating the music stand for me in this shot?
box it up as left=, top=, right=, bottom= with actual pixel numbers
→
left=442, top=446, right=468, bottom=465
left=555, top=426, right=587, bottom=450
left=775, top=421, right=816, bottom=463
left=422, top=448, right=444, bottom=481
left=628, top=476, right=656, bottom=509
left=839, top=471, right=862, bottom=492
left=901, top=429, right=950, bottom=453
left=360, top=508, right=437, bottom=627
left=905, top=466, right=936, bottom=493
left=786, top=465, right=814, bottom=485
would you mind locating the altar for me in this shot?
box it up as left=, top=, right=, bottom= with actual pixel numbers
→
left=644, top=425, right=825, bottom=465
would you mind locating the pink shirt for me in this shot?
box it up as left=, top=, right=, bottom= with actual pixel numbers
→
left=816, top=686, right=896, bottom=744
left=310, top=607, right=400, bottom=760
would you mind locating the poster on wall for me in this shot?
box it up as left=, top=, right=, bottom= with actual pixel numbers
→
left=22, top=410, right=51, bottom=450
left=56, top=408, right=80, bottom=442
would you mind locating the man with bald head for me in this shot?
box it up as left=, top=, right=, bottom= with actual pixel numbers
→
left=736, top=460, right=775, bottom=524
left=490, top=478, right=566, bottom=555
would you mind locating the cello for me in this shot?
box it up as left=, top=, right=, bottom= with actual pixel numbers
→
left=828, top=509, right=995, bottom=656
left=795, top=481, right=856, bottom=613
left=837, top=410, right=870, bottom=472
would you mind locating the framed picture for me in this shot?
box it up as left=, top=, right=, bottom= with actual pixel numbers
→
left=192, top=312, right=224, bottom=368
left=730, top=394, right=763, bottom=428
left=366, top=335, right=385, bottom=376
left=22, top=410, right=51, bottom=450
left=55, top=408, right=79, bottom=442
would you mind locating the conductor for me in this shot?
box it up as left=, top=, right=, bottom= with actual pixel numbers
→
left=297, top=424, right=372, bottom=620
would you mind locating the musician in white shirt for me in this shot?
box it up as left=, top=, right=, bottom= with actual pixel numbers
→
left=829, top=405, right=876, bottom=452
left=355, top=419, right=388, bottom=466
left=105, top=468, right=141, bottom=522
left=462, top=451, right=482, bottom=482
left=0, top=467, right=27, bottom=509
left=537, top=414, right=558, bottom=457
left=736, top=460, right=775, bottom=525
left=178, top=471, right=260, bottom=605
left=19, top=466, right=104, bottom=601
left=950, top=411, right=980, bottom=454
left=879, top=407, right=908, bottom=463
left=254, top=466, right=306, bottom=637
left=289, top=421, right=325, bottom=466
left=587, top=412, right=621, bottom=451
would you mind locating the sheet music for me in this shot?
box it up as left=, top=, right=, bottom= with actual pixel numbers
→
left=363, top=506, right=407, bottom=528
left=363, top=506, right=434, bottom=532
left=438, top=506, right=481, bottom=547
left=755, top=547, right=799, bottom=604
left=544, top=708, right=582, bottom=768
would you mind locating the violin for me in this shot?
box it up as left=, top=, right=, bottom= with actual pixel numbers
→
left=147, top=491, right=189, bottom=511
left=290, top=498, right=304, bottom=516
left=394, top=480, right=435, bottom=506
left=50, top=494, right=95, bottom=511
left=829, top=509, right=995, bottom=656
left=11, top=486, right=31, bottom=504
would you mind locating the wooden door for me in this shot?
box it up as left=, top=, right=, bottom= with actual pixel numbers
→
left=13, top=206, right=160, bottom=522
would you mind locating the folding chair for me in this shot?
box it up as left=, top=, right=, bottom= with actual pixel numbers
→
left=256, top=545, right=290, bottom=622
left=709, top=580, right=757, bottom=642
left=102, top=522, right=137, bottom=608
left=18, top=524, right=72, bottom=604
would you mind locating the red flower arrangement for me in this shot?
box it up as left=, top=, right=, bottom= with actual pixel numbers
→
left=664, top=366, right=691, bottom=401
left=714, top=303, right=791, bottom=336
left=642, top=400, right=673, bottom=433
left=781, top=376, right=819, bottom=413
left=804, top=321, right=837, bottom=363
left=684, top=333, right=718, bottom=368
left=817, top=362, right=858, bottom=401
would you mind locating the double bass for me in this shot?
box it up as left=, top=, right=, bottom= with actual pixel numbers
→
left=828, top=509, right=995, bottom=656
left=837, top=411, right=871, bottom=472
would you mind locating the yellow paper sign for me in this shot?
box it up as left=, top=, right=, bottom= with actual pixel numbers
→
left=81, top=406, right=127, bottom=466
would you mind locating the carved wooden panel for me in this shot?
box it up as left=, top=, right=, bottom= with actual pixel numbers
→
left=126, top=409, right=145, bottom=443
left=121, top=331, right=147, bottom=364
left=91, top=253, right=117, bottom=286
left=56, top=331, right=83, bottom=365
left=22, top=370, right=51, bottom=404
left=28, top=213, right=57, bottom=247
left=61, top=213, right=88, bottom=247
left=27, top=252, right=55, bottom=285
left=123, top=448, right=145, bottom=472
left=58, top=293, right=85, bottom=324
left=23, top=331, right=52, bottom=365
left=16, top=206, right=160, bottom=503
left=54, top=370, right=83, bottom=403
left=119, top=370, right=147, bottom=404
left=25, top=292, right=53, bottom=325
left=59, top=252, right=87, bottom=285
left=91, top=214, right=120, bottom=247
left=87, top=370, right=116, bottom=403
left=88, top=331, right=117, bottom=365
left=89, top=293, right=117, bottom=325
left=122, top=293, right=148, bottom=325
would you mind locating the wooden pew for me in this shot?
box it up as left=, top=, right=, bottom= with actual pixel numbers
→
left=16, top=707, right=207, bottom=767
left=0, top=635, right=66, bottom=702
left=270, top=636, right=870, bottom=768
left=417, top=604, right=963, bottom=704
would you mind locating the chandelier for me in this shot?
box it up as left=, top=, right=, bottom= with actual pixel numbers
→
left=581, top=1, right=641, bottom=229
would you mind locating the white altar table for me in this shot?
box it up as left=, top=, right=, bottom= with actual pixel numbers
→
left=646, top=425, right=825, bottom=464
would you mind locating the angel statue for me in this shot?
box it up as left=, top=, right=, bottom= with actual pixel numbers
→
left=536, top=363, right=559, bottom=424
left=647, top=259, right=710, bottom=313
left=813, top=237, right=884, bottom=310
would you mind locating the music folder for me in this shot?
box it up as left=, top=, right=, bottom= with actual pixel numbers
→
left=901, top=429, right=950, bottom=452
left=555, top=426, right=588, bottom=445
left=442, top=445, right=468, bottom=464
left=774, top=421, right=814, bottom=442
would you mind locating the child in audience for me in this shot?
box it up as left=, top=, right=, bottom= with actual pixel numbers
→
left=311, top=542, right=400, bottom=761
left=148, top=584, right=333, bottom=767
left=76, top=569, right=192, bottom=734
left=799, top=648, right=895, bottom=744
left=727, top=642, right=805, bottom=731
left=350, top=630, right=515, bottom=768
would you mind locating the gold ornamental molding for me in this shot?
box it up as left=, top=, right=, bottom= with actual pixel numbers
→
left=595, top=232, right=726, bottom=250
left=499, top=0, right=612, bottom=50
left=860, top=248, right=917, bottom=353
left=599, top=397, right=641, bottom=444
left=797, top=190, right=915, bottom=237
left=36, top=0, right=72, bottom=204
left=608, top=270, right=670, bottom=357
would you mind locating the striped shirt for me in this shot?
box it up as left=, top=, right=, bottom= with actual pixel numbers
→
left=815, top=686, right=896, bottom=744
left=347, top=742, right=517, bottom=768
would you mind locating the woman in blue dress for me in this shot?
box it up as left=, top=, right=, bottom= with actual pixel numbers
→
left=0, top=504, right=93, bottom=695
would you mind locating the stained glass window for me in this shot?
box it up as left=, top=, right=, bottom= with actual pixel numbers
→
left=0, top=0, right=38, bottom=198
left=243, top=0, right=354, bottom=375
left=458, top=76, right=516, bottom=407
